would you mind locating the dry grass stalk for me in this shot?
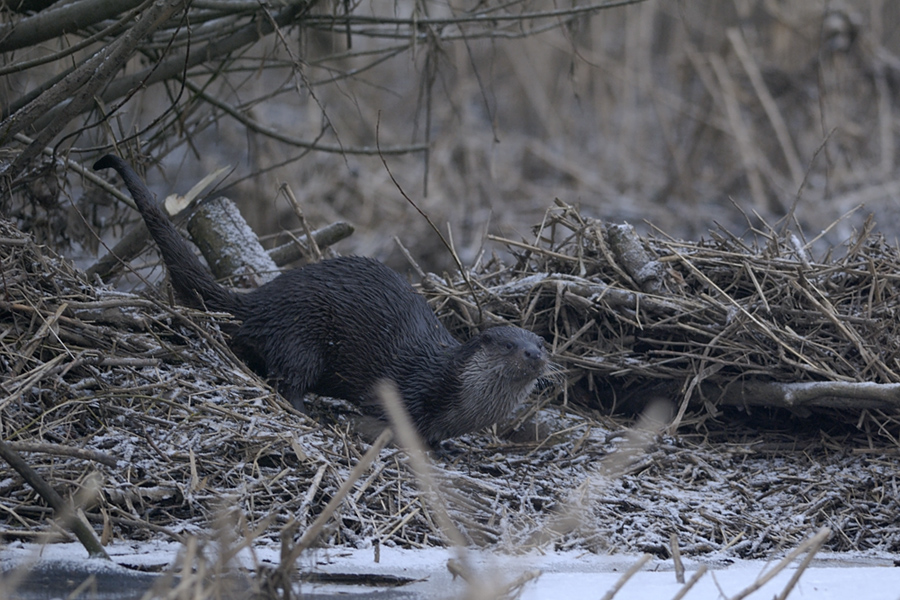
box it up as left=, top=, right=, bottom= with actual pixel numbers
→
left=378, top=381, right=540, bottom=600
left=729, top=527, right=831, bottom=600
left=670, top=532, right=684, bottom=584
left=671, top=565, right=708, bottom=600
left=599, top=553, right=652, bottom=600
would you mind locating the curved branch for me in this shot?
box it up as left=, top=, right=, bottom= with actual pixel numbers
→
left=186, top=79, right=427, bottom=156
left=301, top=0, right=647, bottom=28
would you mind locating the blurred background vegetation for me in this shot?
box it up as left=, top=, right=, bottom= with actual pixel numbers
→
left=1, top=0, right=897, bottom=277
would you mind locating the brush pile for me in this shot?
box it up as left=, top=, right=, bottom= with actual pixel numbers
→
left=428, top=201, right=900, bottom=434
left=1, top=206, right=899, bottom=564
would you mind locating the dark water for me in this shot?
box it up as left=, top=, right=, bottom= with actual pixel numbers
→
left=2, top=560, right=416, bottom=599
left=3, top=561, right=165, bottom=600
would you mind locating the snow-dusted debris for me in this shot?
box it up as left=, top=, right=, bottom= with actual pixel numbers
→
left=2, top=212, right=899, bottom=565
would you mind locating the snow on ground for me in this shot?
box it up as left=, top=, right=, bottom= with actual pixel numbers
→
left=2, top=540, right=898, bottom=599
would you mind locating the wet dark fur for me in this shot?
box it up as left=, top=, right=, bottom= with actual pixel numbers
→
left=93, top=155, right=548, bottom=444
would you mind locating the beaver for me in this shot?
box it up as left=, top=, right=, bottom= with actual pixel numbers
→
left=93, top=155, right=548, bottom=444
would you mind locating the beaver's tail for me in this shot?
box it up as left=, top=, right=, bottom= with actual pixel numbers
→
left=93, top=155, right=242, bottom=315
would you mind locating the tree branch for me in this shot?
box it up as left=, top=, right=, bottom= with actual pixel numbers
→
left=2, top=0, right=189, bottom=176
left=28, top=0, right=308, bottom=134
left=712, top=380, right=900, bottom=412
left=0, top=0, right=147, bottom=53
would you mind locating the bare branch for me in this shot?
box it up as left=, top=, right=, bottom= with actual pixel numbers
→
left=0, top=0, right=147, bottom=53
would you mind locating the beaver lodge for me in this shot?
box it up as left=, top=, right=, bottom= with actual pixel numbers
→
left=1, top=201, right=899, bottom=589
